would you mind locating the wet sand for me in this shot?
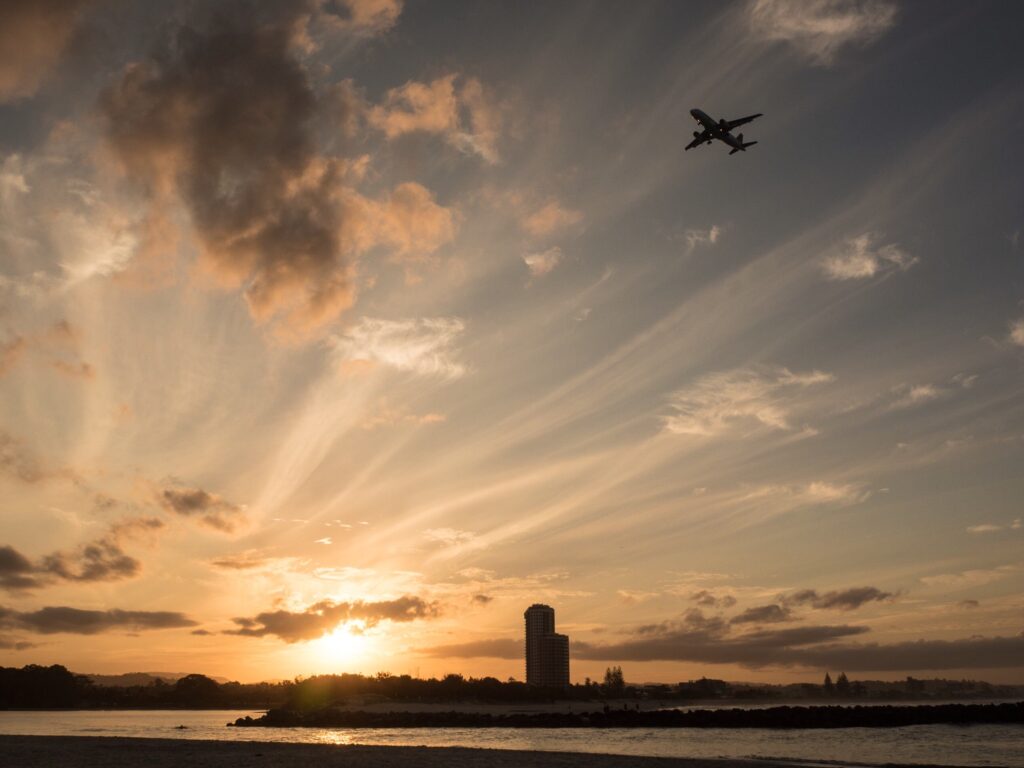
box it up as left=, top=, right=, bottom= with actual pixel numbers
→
left=0, top=735, right=814, bottom=767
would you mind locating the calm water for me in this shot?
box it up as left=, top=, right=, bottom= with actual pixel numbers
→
left=0, top=709, right=1022, bottom=766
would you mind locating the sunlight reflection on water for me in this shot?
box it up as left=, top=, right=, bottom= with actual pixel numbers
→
left=0, top=710, right=1022, bottom=766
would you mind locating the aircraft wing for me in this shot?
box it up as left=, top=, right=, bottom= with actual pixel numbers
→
left=726, top=113, right=762, bottom=129
left=685, top=130, right=709, bottom=150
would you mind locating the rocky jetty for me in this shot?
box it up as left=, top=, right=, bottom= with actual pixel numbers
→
left=231, top=701, right=1023, bottom=729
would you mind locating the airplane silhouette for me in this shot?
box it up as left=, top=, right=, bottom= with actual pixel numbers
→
left=685, top=108, right=762, bottom=155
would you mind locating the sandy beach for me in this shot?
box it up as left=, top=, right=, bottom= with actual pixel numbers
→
left=0, top=735, right=824, bottom=768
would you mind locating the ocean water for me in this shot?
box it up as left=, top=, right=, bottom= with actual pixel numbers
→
left=0, top=709, right=1022, bottom=766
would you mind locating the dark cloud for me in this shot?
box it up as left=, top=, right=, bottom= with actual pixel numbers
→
left=0, top=605, right=196, bottom=634
left=209, top=552, right=271, bottom=569
left=420, top=637, right=520, bottom=659
left=39, top=539, right=140, bottom=583
left=958, top=599, right=980, bottom=609
left=158, top=485, right=245, bottom=533
left=2, top=517, right=163, bottom=590
left=190, top=628, right=214, bottom=636
left=0, top=0, right=90, bottom=102
left=568, top=605, right=1024, bottom=671
left=471, top=594, right=493, bottom=605
left=0, top=546, right=42, bottom=590
left=785, top=634, right=1024, bottom=671
left=0, top=635, right=37, bottom=650
left=573, top=623, right=870, bottom=666
left=730, top=603, right=794, bottom=625
left=227, top=596, right=440, bottom=642
left=690, top=590, right=736, bottom=608
left=99, top=6, right=356, bottom=335
left=784, top=586, right=894, bottom=611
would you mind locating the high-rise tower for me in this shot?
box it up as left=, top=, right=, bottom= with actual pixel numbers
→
left=524, top=603, right=570, bottom=687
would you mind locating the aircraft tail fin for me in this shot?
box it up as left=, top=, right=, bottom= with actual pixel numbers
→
left=743, top=140, right=758, bottom=149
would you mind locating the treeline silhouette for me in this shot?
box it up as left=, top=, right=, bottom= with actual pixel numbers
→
left=0, top=666, right=581, bottom=709
left=2, top=665, right=1021, bottom=710
left=0, top=666, right=285, bottom=709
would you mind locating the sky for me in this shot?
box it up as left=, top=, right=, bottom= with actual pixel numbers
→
left=1, top=0, right=1024, bottom=685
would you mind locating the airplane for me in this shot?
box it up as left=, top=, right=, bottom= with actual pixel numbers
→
left=685, top=108, right=762, bottom=155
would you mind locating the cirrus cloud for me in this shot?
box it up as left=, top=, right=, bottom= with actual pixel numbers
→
left=332, top=317, right=467, bottom=378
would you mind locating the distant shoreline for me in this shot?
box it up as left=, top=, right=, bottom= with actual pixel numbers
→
left=231, top=701, right=1024, bottom=729
left=0, top=735, right=823, bottom=768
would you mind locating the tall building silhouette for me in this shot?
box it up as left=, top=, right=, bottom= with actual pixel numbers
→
left=524, top=603, right=570, bottom=687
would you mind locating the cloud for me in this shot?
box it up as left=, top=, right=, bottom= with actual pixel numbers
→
left=0, top=0, right=89, bottom=102
left=101, top=8, right=441, bottom=335
left=423, top=528, right=477, bottom=546
left=2, top=517, right=164, bottom=590
left=730, top=604, right=794, bottom=624
left=684, top=225, right=721, bottom=254
left=521, top=201, right=583, bottom=238
left=190, top=628, right=214, bottom=636
left=783, top=586, right=894, bottom=610
left=577, top=619, right=1024, bottom=670
left=471, top=594, right=493, bottom=605
left=920, top=563, right=1023, bottom=588
left=341, top=181, right=458, bottom=264
left=0, top=321, right=93, bottom=380
left=0, top=605, right=197, bottom=634
left=360, top=399, right=446, bottom=429
left=570, top=602, right=1024, bottom=671
left=574, top=609, right=869, bottom=667
left=1010, top=318, right=1024, bottom=347
left=419, top=637, right=521, bottom=659
left=158, top=485, right=245, bottom=533
left=966, top=523, right=1002, bottom=534
left=209, top=551, right=278, bottom=570
left=749, top=0, right=898, bottom=65
left=0, top=546, right=42, bottom=591
left=332, top=317, right=467, bottom=378
left=310, top=0, right=404, bottom=36
left=0, top=636, right=37, bottom=650
left=663, top=366, right=834, bottom=437
left=821, top=234, right=917, bottom=280
left=690, top=590, right=737, bottom=609
left=227, top=595, right=440, bottom=642
left=367, top=74, right=503, bottom=163
left=523, top=247, right=563, bottom=278
left=617, top=589, right=659, bottom=604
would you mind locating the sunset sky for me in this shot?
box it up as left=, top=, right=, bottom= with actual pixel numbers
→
left=2, top=0, right=1024, bottom=685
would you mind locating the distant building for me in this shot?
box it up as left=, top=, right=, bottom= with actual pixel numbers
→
left=524, top=603, right=570, bottom=687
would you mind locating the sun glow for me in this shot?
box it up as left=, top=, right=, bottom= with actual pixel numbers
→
left=311, top=625, right=370, bottom=667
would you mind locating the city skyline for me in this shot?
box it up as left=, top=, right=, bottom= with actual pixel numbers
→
left=2, top=0, right=1024, bottom=686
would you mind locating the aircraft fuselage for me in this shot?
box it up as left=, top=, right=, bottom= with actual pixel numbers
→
left=690, top=109, right=744, bottom=150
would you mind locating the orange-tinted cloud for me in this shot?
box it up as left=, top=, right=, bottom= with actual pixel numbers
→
left=0, top=0, right=89, bottom=102
left=368, top=74, right=503, bottom=163
left=521, top=201, right=583, bottom=238
left=227, top=595, right=440, bottom=642
left=100, top=12, right=357, bottom=336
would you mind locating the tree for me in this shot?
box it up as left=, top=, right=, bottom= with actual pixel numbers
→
left=823, top=672, right=834, bottom=696
left=603, top=666, right=625, bottom=696
left=835, top=672, right=850, bottom=697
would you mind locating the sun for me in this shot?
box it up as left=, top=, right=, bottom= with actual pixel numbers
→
left=311, top=625, right=369, bottom=666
